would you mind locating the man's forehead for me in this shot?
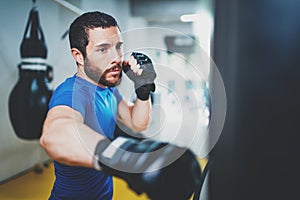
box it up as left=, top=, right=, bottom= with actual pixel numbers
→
left=88, top=26, right=122, bottom=42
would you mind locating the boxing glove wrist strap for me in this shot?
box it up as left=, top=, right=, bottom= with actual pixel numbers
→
left=93, top=137, right=128, bottom=171
left=136, top=83, right=155, bottom=101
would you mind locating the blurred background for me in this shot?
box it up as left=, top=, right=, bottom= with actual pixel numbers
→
left=0, top=0, right=300, bottom=200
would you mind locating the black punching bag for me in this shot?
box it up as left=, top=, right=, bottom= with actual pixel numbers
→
left=9, top=2, right=53, bottom=140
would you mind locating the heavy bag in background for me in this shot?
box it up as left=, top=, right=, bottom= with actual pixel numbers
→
left=8, top=4, right=53, bottom=139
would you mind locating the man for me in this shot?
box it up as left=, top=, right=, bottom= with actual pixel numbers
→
left=40, top=11, right=201, bottom=200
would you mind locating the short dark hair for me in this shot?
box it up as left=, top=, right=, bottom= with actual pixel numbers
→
left=69, top=11, right=119, bottom=58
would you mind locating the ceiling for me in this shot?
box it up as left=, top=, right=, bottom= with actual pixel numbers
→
left=129, top=0, right=199, bottom=22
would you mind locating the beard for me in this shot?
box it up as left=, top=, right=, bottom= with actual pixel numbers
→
left=98, top=68, right=122, bottom=87
left=83, top=57, right=122, bottom=87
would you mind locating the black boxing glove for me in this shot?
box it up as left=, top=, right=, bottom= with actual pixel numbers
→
left=94, top=137, right=201, bottom=200
left=123, top=52, right=156, bottom=100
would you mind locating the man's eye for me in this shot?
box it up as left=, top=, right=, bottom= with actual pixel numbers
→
left=99, top=48, right=106, bottom=52
left=116, top=44, right=123, bottom=50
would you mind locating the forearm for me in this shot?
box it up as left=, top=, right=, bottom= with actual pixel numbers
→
left=117, top=98, right=151, bottom=133
left=131, top=98, right=151, bottom=131
left=121, top=52, right=156, bottom=133
left=40, top=106, right=104, bottom=168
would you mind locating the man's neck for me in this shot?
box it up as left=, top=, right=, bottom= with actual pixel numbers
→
left=76, top=67, right=107, bottom=88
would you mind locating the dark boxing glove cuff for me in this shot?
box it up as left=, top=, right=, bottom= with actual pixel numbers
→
left=136, top=83, right=155, bottom=101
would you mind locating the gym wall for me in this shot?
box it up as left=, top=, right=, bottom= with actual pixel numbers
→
left=0, top=0, right=131, bottom=182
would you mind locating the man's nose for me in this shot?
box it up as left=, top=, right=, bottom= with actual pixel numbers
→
left=111, top=49, right=122, bottom=63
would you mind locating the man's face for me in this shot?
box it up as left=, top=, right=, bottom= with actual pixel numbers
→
left=84, top=26, right=123, bottom=87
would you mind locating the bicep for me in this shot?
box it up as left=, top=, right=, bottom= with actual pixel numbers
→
left=42, top=105, right=84, bottom=141
left=40, top=105, right=103, bottom=167
left=117, top=100, right=134, bottom=128
left=117, top=99, right=150, bottom=132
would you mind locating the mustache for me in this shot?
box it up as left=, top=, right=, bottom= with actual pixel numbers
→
left=106, top=64, right=122, bottom=72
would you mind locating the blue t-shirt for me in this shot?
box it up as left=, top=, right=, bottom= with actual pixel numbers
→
left=48, top=75, right=122, bottom=200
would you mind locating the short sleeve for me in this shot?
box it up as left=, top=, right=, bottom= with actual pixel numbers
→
left=49, top=82, right=86, bottom=118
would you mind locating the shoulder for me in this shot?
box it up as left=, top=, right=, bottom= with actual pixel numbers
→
left=54, top=76, right=76, bottom=94
left=54, top=75, right=95, bottom=97
left=49, top=75, right=92, bottom=109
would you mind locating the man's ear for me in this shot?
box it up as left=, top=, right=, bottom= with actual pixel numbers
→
left=71, top=48, right=84, bottom=66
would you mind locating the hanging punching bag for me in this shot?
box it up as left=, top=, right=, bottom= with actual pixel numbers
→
left=8, top=1, right=53, bottom=140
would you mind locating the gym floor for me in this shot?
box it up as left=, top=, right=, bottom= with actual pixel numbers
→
left=0, top=159, right=207, bottom=200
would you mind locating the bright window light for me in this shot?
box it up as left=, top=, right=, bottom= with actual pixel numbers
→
left=180, top=14, right=199, bottom=22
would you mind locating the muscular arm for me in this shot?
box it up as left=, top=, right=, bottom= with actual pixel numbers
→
left=117, top=98, right=151, bottom=133
left=41, top=103, right=200, bottom=200
left=40, top=105, right=105, bottom=168
left=117, top=53, right=155, bottom=133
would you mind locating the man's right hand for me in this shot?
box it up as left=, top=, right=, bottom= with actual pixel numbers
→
left=94, top=137, right=201, bottom=200
left=122, top=52, right=156, bottom=100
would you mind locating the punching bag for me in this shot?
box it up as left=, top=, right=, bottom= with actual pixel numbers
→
left=8, top=1, right=53, bottom=139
